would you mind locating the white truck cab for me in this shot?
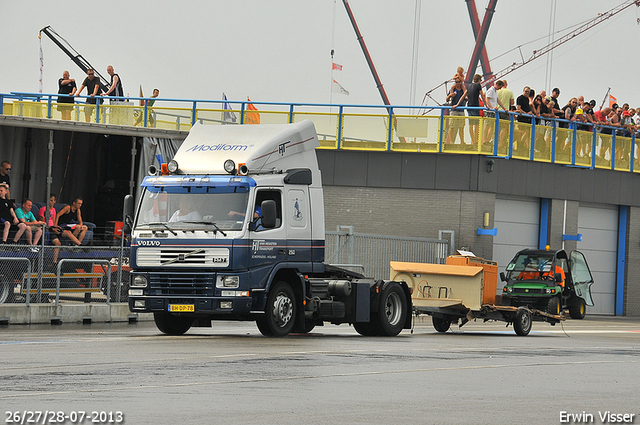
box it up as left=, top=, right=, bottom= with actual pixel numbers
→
left=126, top=121, right=411, bottom=337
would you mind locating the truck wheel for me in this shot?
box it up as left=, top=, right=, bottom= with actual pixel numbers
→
left=432, top=316, right=450, bottom=333
left=513, top=309, right=532, bottom=336
left=374, top=282, right=407, bottom=336
left=0, top=281, right=12, bottom=304
left=353, top=321, right=378, bottom=336
left=293, top=319, right=316, bottom=334
left=569, top=299, right=587, bottom=320
left=547, top=297, right=560, bottom=315
left=257, top=281, right=296, bottom=337
left=154, top=312, right=193, bottom=335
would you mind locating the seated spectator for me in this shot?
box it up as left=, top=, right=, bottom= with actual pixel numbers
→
left=15, top=198, right=44, bottom=247
left=0, top=184, right=27, bottom=244
left=54, top=196, right=88, bottom=246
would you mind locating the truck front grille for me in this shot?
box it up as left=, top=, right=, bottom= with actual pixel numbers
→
left=137, top=247, right=229, bottom=268
left=149, top=274, right=215, bottom=296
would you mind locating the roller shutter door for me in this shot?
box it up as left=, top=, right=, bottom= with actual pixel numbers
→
left=577, top=204, right=618, bottom=315
left=493, top=197, right=540, bottom=279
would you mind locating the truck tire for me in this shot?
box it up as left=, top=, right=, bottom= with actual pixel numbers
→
left=513, top=308, right=532, bottom=336
left=569, top=298, right=587, bottom=320
left=353, top=321, right=378, bottom=336
left=293, top=319, right=316, bottom=334
left=374, top=281, right=408, bottom=336
left=257, top=281, right=296, bottom=337
left=432, top=316, right=451, bottom=333
left=547, top=296, right=560, bottom=315
left=0, top=280, right=12, bottom=304
left=154, top=312, right=193, bottom=335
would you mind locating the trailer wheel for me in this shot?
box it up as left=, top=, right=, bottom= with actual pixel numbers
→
left=154, top=312, right=194, bottom=335
left=432, top=316, right=451, bottom=333
left=569, top=298, right=586, bottom=320
left=513, top=309, right=532, bottom=336
left=547, top=296, right=560, bottom=315
left=374, top=282, right=407, bottom=336
left=257, top=281, right=296, bottom=337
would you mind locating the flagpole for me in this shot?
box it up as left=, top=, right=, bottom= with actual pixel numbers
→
left=600, top=87, right=610, bottom=111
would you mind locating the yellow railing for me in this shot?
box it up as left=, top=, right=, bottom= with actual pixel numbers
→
left=2, top=96, right=639, bottom=174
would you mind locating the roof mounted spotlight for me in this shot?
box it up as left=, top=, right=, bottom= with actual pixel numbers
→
left=167, top=160, right=179, bottom=173
left=224, top=159, right=236, bottom=174
left=238, top=163, right=248, bottom=176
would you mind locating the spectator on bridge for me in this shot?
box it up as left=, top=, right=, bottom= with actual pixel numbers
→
left=550, top=88, right=561, bottom=116
left=445, top=78, right=467, bottom=145
left=37, top=195, right=62, bottom=265
left=102, top=65, right=124, bottom=99
left=15, top=198, right=44, bottom=247
left=57, top=70, right=77, bottom=121
left=0, top=184, right=27, bottom=245
left=134, top=88, right=159, bottom=127
left=453, top=66, right=465, bottom=84
left=497, top=80, right=515, bottom=149
left=75, top=69, right=102, bottom=122
left=483, top=80, right=506, bottom=146
left=466, top=74, right=485, bottom=147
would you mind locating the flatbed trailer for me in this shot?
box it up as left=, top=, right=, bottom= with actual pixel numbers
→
left=390, top=259, right=564, bottom=336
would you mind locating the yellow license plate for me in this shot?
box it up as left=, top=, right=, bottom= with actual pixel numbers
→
left=168, top=304, right=194, bottom=312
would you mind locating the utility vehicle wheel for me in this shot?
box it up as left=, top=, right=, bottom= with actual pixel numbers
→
left=154, top=312, right=193, bottom=335
left=432, top=316, right=451, bottom=333
left=353, top=321, right=378, bottom=336
left=513, top=309, right=532, bottom=336
left=547, top=296, right=560, bottom=315
left=257, top=281, right=296, bottom=337
left=374, top=281, right=408, bottom=336
left=569, top=298, right=587, bottom=320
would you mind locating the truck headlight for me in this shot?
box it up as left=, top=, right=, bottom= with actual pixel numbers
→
left=218, top=275, right=239, bottom=288
left=224, top=159, right=235, bottom=174
left=131, top=275, right=148, bottom=288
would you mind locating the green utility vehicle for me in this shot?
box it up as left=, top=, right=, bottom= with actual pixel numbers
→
left=500, top=249, right=594, bottom=319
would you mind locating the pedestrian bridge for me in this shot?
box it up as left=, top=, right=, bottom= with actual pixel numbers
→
left=2, top=92, right=638, bottom=173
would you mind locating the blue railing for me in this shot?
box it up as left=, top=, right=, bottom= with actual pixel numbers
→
left=1, top=91, right=637, bottom=173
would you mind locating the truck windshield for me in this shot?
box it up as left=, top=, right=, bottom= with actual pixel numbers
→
left=136, top=186, right=250, bottom=231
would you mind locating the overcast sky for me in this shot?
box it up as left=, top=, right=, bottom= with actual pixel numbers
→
left=1, top=0, right=639, bottom=109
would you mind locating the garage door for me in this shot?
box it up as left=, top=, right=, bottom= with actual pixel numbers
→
left=577, top=204, right=618, bottom=315
left=493, top=197, right=540, bottom=279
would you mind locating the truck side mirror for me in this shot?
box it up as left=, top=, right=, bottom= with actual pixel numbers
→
left=500, top=272, right=507, bottom=282
left=122, top=194, right=134, bottom=234
left=260, top=200, right=277, bottom=229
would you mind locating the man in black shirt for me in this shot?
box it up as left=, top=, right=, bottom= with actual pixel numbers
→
left=0, top=184, right=27, bottom=243
left=75, top=69, right=102, bottom=122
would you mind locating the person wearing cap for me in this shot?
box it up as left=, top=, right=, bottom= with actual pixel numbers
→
left=551, top=88, right=563, bottom=119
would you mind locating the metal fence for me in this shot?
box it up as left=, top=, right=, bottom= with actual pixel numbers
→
left=325, top=228, right=449, bottom=279
left=0, top=245, right=129, bottom=306
left=1, top=232, right=446, bottom=306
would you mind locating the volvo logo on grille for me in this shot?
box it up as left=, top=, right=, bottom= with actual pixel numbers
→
left=139, top=240, right=161, bottom=246
left=178, top=254, right=185, bottom=262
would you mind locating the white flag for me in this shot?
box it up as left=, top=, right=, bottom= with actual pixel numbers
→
left=222, top=93, right=237, bottom=124
left=39, top=38, right=44, bottom=93
left=332, top=79, right=349, bottom=96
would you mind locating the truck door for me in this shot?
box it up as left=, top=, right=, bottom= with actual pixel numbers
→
left=250, top=189, right=287, bottom=269
left=569, top=250, right=595, bottom=306
left=286, top=188, right=311, bottom=264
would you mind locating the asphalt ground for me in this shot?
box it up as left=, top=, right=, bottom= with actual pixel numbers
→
left=1, top=315, right=639, bottom=425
